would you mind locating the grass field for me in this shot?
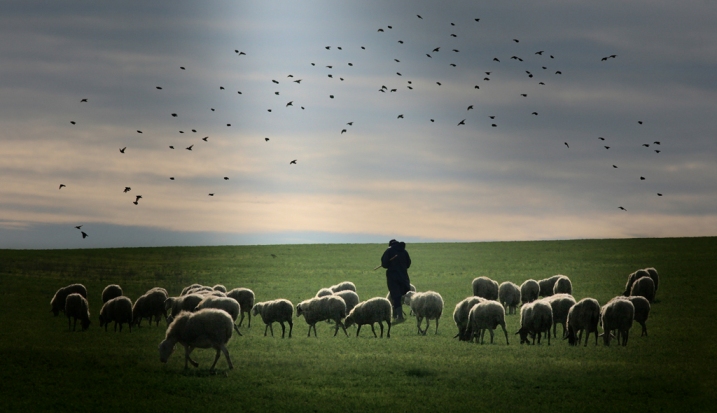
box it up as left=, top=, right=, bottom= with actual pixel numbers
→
left=1, top=237, right=715, bottom=412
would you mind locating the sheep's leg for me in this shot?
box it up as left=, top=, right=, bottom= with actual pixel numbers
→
left=238, top=313, right=245, bottom=327
left=423, top=319, right=430, bottom=336
left=479, top=329, right=485, bottom=344
left=185, top=346, right=199, bottom=369
left=641, top=321, right=647, bottom=337
left=379, top=322, right=384, bottom=338
left=370, top=324, right=377, bottom=338
left=435, top=318, right=439, bottom=335
left=279, top=321, right=286, bottom=338
left=67, top=316, right=72, bottom=331
left=547, top=329, right=551, bottom=346
left=233, top=324, right=242, bottom=336
left=500, top=323, right=509, bottom=345
left=340, top=321, right=348, bottom=337
left=247, top=313, right=251, bottom=328
left=288, top=320, right=293, bottom=338
left=386, top=320, right=391, bottom=338
left=489, top=328, right=495, bottom=344
left=416, top=316, right=423, bottom=335
left=622, top=330, right=629, bottom=346
left=220, top=344, right=233, bottom=369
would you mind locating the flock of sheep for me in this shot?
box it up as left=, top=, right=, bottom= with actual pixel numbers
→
left=49, top=267, right=659, bottom=370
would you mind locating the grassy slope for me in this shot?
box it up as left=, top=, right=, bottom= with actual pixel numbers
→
left=0, top=238, right=715, bottom=412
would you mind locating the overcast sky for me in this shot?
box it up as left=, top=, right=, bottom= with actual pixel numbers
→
left=1, top=0, right=716, bottom=249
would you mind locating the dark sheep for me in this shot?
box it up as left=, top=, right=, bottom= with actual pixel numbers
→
left=51, top=284, right=87, bottom=316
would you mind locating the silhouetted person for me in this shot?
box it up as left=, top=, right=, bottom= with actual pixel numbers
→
left=381, top=239, right=411, bottom=323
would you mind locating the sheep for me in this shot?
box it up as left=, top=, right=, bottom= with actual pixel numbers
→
left=402, top=291, right=444, bottom=335
left=252, top=299, right=294, bottom=338
left=344, top=297, right=392, bottom=338
left=133, top=288, right=168, bottom=327
left=315, top=288, right=333, bottom=298
left=466, top=301, right=509, bottom=345
left=542, top=294, right=576, bottom=338
left=516, top=300, right=553, bottom=345
left=452, top=296, right=486, bottom=341
left=552, top=275, right=572, bottom=295
left=498, top=281, right=521, bottom=314
left=538, top=275, right=562, bottom=297
left=520, top=279, right=540, bottom=304
left=630, top=276, right=656, bottom=303
left=565, top=298, right=601, bottom=346
left=166, top=294, right=204, bottom=323
left=226, top=288, right=255, bottom=328
left=645, top=267, right=659, bottom=293
left=627, top=295, right=651, bottom=337
left=601, top=298, right=634, bottom=346
left=296, top=295, right=348, bottom=337
left=65, top=293, right=90, bottom=331
left=50, top=283, right=87, bottom=316
left=99, top=296, right=133, bottom=332
left=185, top=286, right=214, bottom=296
left=158, top=309, right=234, bottom=370
left=622, top=269, right=651, bottom=297
left=333, top=290, right=360, bottom=314
left=212, top=284, right=227, bottom=293
left=329, top=281, right=357, bottom=293
left=195, top=296, right=242, bottom=336
left=180, top=283, right=203, bottom=295
left=471, top=277, right=499, bottom=300
left=101, top=284, right=123, bottom=304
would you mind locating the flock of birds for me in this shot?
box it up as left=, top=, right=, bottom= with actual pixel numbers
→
left=58, top=12, right=665, bottom=239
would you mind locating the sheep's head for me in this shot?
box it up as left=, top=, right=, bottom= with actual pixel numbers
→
left=344, top=314, right=355, bottom=329
left=251, top=303, right=261, bottom=317
left=80, top=318, right=91, bottom=331
left=515, top=327, right=531, bottom=344
left=158, top=340, right=175, bottom=363
left=402, top=291, right=415, bottom=305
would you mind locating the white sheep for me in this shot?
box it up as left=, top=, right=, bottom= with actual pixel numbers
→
left=133, top=288, right=168, bottom=327
left=329, top=281, right=357, bottom=293
left=622, top=269, right=651, bottom=297
left=315, top=288, right=333, bottom=298
left=99, top=296, right=133, bottom=332
left=226, top=288, right=255, bottom=328
left=344, top=297, right=392, bottom=338
left=601, top=297, right=634, bottom=346
left=51, top=283, right=87, bottom=316
left=471, top=277, right=499, bottom=300
left=466, top=301, right=509, bottom=345
left=552, top=275, right=572, bottom=295
left=452, top=296, right=486, bottom=341
left=101, top=284, right=123, bottom=304
left=195, top=296, right=243, bottom=336
left=333, top=290, right=360, bottom=314
left=166, top=294, right=204, bottom=323
left=627, top=295, right=651, bottom=337
left=65, top=292, right=91, bottom=331
left=498, top=281, right=521, bottom=314
left=630, top=276, right=656, bottom=303
left=296, top=295, right=348, bottom=337
left=542, top=293, right=576, bottom=338
left=516, top=300, right=553, bottom=345
left=251, top=299, right=294, bottom=338
left=565, top=297, right=601, bottom=346
left=538, top=275, right=562, bottom=297
left=520, top=279, right=540, bottom=304
left=158, top=309, right=234, bottom=370
left=402, top=291, right=444, bottom=335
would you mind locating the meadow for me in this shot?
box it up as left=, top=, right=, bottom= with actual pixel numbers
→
left=1, top=237, right=715, bottom=412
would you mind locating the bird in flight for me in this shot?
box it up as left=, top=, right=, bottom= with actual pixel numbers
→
left=618, top=207, right=626, bottom=211
left=224, top=177, right=229, bottom=180
left=75, top=225, right=82, bottom=230
left=81, top=231, right=88, bottom=239
left=638, top=121, right=643, bottom=124
left=397, top=114, right=404, bottom=119
left=208, top=193, right=214, bottom=196
left=265, top=137, right=269, bottom=141
left=202, top=137, right=208, bottom=142
left=532, top=112, right=538, bottom=115
left=458, top=119, right=466, bottom=126
left=59, top=184, right=66, bottom=189
left=133, top=195, right=142, bottom=205
left=119, top=147, right=126, bottom=153
left=564, top=142, right=569, bottom=148
left=347, top=122, right=353, bottom=126
left=186, top=145, right=193, bottom=150
left=294, top=79, right=302, bottom=83
left=286, top=101, right=293, bottom=107
left=341, top=129, right=347, bottom=134
left=467, top=105, right=474, bottom=110
left=290, top=160, right=297, bottom=164
left=70, top=121, right=76, bottom=125
left=80, top=98, right=87, bottom=102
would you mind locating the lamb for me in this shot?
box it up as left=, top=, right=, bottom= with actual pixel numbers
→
left=226, top=288, right=255, bottom=327
left=471, top=277, right=499, bottom=300
left=99, top=296, right=133, bottom=332
left=466, top=301, right=509, bottom=345
left=101, top=284, right=123, bottom=304
left=50, top=283, right=87, bottom=316
left=542, top=294, right=576, bottom=338
left=644, top=267, right=659, bottom=293
left=333, top=290, right=360, bottom=314
left=315, top=288, right=333, bottom=297
left=565, top=298, right=601, bottom=346
left=65, top=292, right=91, bottom=331
left=195, top=296, right=243, bottom=335
left=296, top=295, right=348, bottom=337
left=166, top=293, right=204, bottom=323
left=538, top=275, right=562, bottom=297
left=252, top=299, right=294, bottom=338
left=133, top=287, right=168, bottom=327
left=552, top=275, right=572, bottom=295
left=622, top=269, right=651, bottom=296
left=498, top=281, right=521, bottom=315
left=344, top=297, right=392, bottom=338
left=158, top=308, right=234, bottom=370
left=630, top=276, right=656, bottom=303
left=452, top=296, right=486, bottom=341
left=520, top=279, right=540, bottom=304
left=329, top=281, right=357, bottom=293
left=601, top=298, right=634, bottom=346
left=516, top=300, right=553, bottom=345
left=402, top=291, right=444, bottom=335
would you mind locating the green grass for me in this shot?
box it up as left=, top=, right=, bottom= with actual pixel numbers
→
left=1, top=238, right=716, bottom=412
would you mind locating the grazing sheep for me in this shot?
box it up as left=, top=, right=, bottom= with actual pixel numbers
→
left=498, top=281, right=521, bottom=315
left=466, top=301, right=509, bottom=345
left=329, top=281, right=357, bottom=293
left=516, top=301, right=553, bottom=345
left=627, top=296, right=651, bottom=337
left=538, top=275, right=562, bottom=297
left=101, top=284, right=123, bottom=304
left=520, top=279, right=540, bottom=304
left=402, top=291, right=444, bottom=335
left=542, top=294, right=576, bottom=338
left=644, top=267, right=659, bottom=293
left=630, top=276, right=656, bottom=303
left=186, top=286, right=214, bottom=296
left=180, top=283, right=203, bottom=296
left=195, top=296, right=242, bottom=335
left=158, top=309, right=234, bottom=370
left=99, top=296, right=133, bottom=332
left=133, top=288, right=169, bottom=327
left=296, top=295, right=348, bottom=337
left=212, top=284, right=227, bottom=293
left=622, top=269, right=651, bottom=297
left=226, top=288, right=255, bottom=328
left=315, top=288, right=333, bottom=298
left=472, top=277, right=499, bottom=300
left=252, top=299, right=294, bottom=338
left=166, top=294, right=204, bottom=323
left=344, top=297, right=392, bottom=338
left=334, top=290, right=360, bottom=314
left=565, top=298, right=601, bottom=346
left=65, top=293, right=91, bottom=331
left=452, top=296, right=486, bottom=341
left=552, top=275, right=573, bottom=295
left=601, top=298, right=634, bottom=346
left=50, top=284, right=87, bottom=316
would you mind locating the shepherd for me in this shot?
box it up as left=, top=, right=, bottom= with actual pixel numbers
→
left=380, top=239, right=412, bottom=323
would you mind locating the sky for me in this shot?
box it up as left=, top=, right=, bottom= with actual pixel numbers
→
left=1, top=0, right=716, bottom=249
